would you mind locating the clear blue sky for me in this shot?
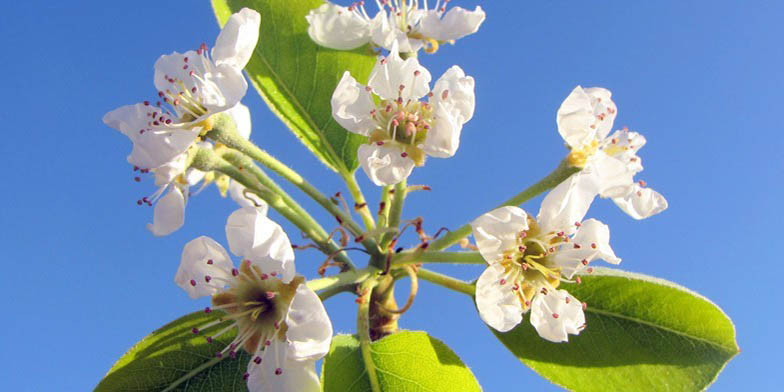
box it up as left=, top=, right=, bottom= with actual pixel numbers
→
left=0, top=1, right=780, bottom=390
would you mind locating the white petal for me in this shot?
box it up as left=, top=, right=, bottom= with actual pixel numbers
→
left=154, top=51, right=201, bottom=95
left=227, top=103, right=252, bottom=140
left=612, top=184, right=668, bottom=220
left=306, top=3, right=372, bottom=50
left=556, top=86, right=617, bottom=147
left=367, top=44, right=431, bottom=101
left=103, top=103, right=199, bottom=169
left=552, top=219, right=620, bottom=278
left=285, top=284, right=333, bottom=361
left=247, top=341, right=321, bottom=392
left=183, top=168, right=206, bottom=186
left=197, top=63, right=248, bottom=115
left=573, top=219, right=620, bottom=264
left=537, top=173, right=598, bottom=235
left=225, top=208, right=296, bottom=283
left=147, top=187, right=186, bottom=236
left=418, top=6, right=486, bottom=42
left=475, top=264, right=523, bottom=332
left=331, top=71, right=377, bottom=135
left=471, top=206, right=528, bottom=264
left=529, top=289, right=585, bottom=343
left=370, top=12, right=422, bottom=53
left=430, top=65, right=475, bottom=123
left=174, top=236, right=234, bottom=299
left=229, top=180, right=269, bottom=213
left=602, top=129, right=647, bottom=173
left=212, top=8, right=260, bottom=69
left=589, top=151, right=635, bottom=198
left=421, top=102, right=462, bottom=158
left=153, top=153, right=187, bottom=187
left=357, top=143, right=415, bottom=186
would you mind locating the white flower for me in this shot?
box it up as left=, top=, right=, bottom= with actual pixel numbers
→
left=471, top=202, right=620, bottom=342
left=306, top=0, right=485, bottom=53
left=331, top=45, right=475, bottom=185
left=175, top=207, right=331, bottom=391
left=103, top=8, right=260, bottom=171
left=548, top=86, right=668, bottom=221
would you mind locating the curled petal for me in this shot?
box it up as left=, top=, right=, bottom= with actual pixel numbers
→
left=612, top=184, right=668, bottom=220
left=227, top=103, right=252, bottom=140
left=357, top=143, right=415, bottom=186
left=418, top=6, right=486, bottom=42
left=212, top=8, right=260, bottom=69
left=174, top=236, right=233, bottom=299
left=229, top=180, right=269, bottom=213
left=153, top=153, right=188, bottom=187
left=147, top=187, right=186, bottom=237
left=557, top=86, right=616, bottom=148
left=367, top=43, right=431, bottom=101
left=285, top=284, right=333, bottom=361
left=154, top=51, right=202, bottom=95
left=421, top=102, right=462, bottom=158
left=471, top=206, right=528, bottom=264
left=430, top=65, right=475, bottom=123
left=552, top=218, right=620, bottom=278
left=247, top=340, right=321, bottom=392
left=197, top=63, right=248, bottom=115
left=331, top=71, right=376, bottom=135
left=529, top=289, right=585, bottom=343
left=476, top=264, right=524, bottom=332
left=306, top=3, right=372, bottom=50
left=537, top=174, right=598, bottom=235
left=602, top=129, right=647, bottom=173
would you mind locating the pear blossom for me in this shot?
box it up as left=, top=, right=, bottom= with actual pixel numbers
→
left=176, top=207, right=330, bottom=391
left=331, top=45, right=475, bottom=185
left=472, top=201, right=621, bottom=342
left=547, top=86, right=668, bottom=221
left=306, top=0, right=485, bottom=53
left=103, top=9, right=259, bottom=171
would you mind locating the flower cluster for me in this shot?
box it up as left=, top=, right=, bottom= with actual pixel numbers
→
left=101, top=3, right=675, bottom=390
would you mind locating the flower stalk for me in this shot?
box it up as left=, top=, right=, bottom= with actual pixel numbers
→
left=207, top=114, right=379, bottom=254
left=416, top=268, right=475, bottom=296
left=357, top=279, right=382, bottom=392
left=191, top=147, right=357, bottom=270
left=427, top=159, right=581, bottom=252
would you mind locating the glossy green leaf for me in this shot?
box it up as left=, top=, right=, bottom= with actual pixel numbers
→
left=491, top=267, right=739, bottom=391
left=212, top=0, right=376, bottom=174
left=322, top=331, right=482, bottom=392
left=95, top=311, right=250, bottom=392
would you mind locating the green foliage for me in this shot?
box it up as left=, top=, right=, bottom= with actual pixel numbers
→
left=321, top=331, right=482, bottom=392
left=491, top=267, right=739, bottom=391
left=212, top=0, right=376, bottom=174
left=95, top=311, right=249, bottom=392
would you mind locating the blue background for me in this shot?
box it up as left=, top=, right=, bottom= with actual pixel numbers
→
left=0, top=0, right=780, bottom=390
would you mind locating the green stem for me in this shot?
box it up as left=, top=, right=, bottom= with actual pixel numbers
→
left=342, top=172, right=376, bottom=232
left=392, top=251, right=485, bottom=267
left=192, top=147, right=356, bottom=270
left=207, top=115, right=377, bottom=254
left=427, top=159, right=580, bottom=252
left=357, top=279, right=382, bottom=392
left=381, top=180, right=408, bottom=249
left=416, top=268, right=475, bottom=296
left=377, top=185, right=393, bottom=228
left=306, top=267, right=375, bottom=292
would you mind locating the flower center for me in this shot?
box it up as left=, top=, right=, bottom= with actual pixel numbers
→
left=497, top=218, right=571, bottom=311
left=367, top=88, right=435, bottom=166
left=567, top=139, right=599, bottom=168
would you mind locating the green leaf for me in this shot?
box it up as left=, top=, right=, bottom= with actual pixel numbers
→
left=211, top=0, right=376, bottom=174
left=95, top=311, right=250, bottom=392
left=491, top=267, right=739, bottom=391
left=322, top=331, right=482, bottom=392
